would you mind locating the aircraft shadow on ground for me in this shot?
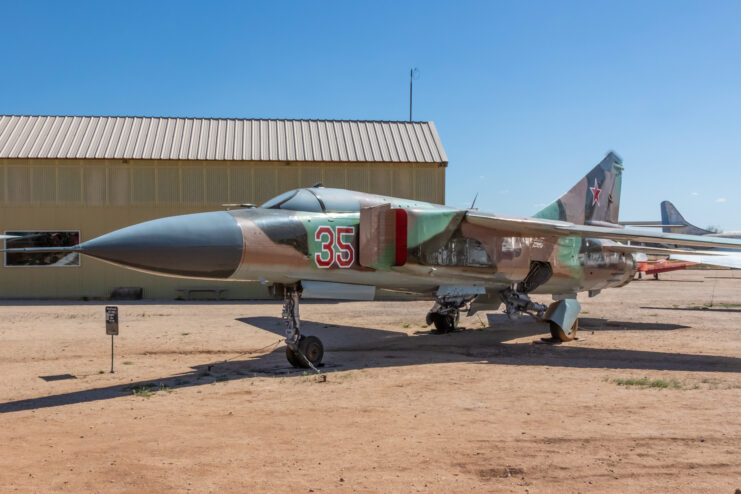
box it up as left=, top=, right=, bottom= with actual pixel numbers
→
left=579, top=317, right=689, bottom=331
left=1, top=315, right=738, bottom=414
left=634, top=279, right=705, bottom=283
left=0, top=299, right=341, bottom=308
left=640, top=306, right=741, bottom=313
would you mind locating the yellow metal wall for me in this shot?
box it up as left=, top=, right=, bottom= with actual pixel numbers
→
left=0, top=159, right=446, bottom=299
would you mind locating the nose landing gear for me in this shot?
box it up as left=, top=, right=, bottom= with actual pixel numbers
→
left=285, top=335, right=324, bottom=368
left=282, top=284, right=324, bottom=369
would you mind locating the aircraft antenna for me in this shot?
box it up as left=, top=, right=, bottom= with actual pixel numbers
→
left=470, top=192, right=479, bottom=210
left=409, top=67, right=419, bottom=121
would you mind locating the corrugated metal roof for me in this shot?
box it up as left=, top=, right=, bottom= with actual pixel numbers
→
left=0, top=116, right=447, bottom=164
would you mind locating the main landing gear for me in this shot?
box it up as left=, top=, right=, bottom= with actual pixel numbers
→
left=282, top=284, right=324, bottom=369
left=425, top=290, right=478, bottom=333
left=497, top=261, right=580, bottom=342
left=542, top=298, right=581, bottom=342
left=548, top=318, right=579, bottom=342
left=499, top=287, right=581, bottom=342
left=426, top=304, right=461, bottom=332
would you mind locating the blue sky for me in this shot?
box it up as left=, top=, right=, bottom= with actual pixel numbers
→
left=1, top=1, right=739, bottom=229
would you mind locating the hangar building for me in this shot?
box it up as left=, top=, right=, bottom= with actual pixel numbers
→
left=0, top=115, right=448, bottom=299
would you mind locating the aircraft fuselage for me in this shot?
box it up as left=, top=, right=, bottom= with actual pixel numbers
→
left=73, top=190, right=636, bottom=298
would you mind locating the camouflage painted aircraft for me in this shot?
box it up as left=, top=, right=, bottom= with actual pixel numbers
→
left=7, top=152, right=741, bottom=368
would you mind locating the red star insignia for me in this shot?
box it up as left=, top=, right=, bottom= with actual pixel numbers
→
left=589, top=178, right=602, bottom=206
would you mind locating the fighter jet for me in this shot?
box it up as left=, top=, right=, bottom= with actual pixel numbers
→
left=624, top=200, right=741, bottom=270
left=660, top=200, right=741, bottom=239
left=6, top=152, right=741, bottom=368
left=620, top=202, right=721, bottom=234
left=655, top=200, right=741, bottom=269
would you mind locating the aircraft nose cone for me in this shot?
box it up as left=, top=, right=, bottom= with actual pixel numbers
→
left=79, top=211, right=243, bottom=278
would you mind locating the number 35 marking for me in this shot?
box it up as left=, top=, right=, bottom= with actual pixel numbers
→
left=314, top=225, right=356, bottom=268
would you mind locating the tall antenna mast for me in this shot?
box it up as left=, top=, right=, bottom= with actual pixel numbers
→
left=409, top=67, right=419, bottom=122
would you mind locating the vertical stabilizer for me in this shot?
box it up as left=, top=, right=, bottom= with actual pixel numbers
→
left=660, top=201, right=712, bottom=235
left=534, top=152, right=623, bottom=225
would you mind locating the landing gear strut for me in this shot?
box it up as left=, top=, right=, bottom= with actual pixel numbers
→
left=282, top=284, right=324, bottom=369
left=497, top=261, right=580, bottom=343
left=499, top=261, right=552, bottom=319
left=499, top=288, right=581, bottom=343
left=499, top=287, right=548, bottom=319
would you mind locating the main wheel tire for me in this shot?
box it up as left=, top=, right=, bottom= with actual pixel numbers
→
left=549, top=318, right=579, bottom=342
left=432, top=311, right=459, bottom=333
left=297, top=335, right=324, bottom=367
left=286, top=345, right=302, bottom=368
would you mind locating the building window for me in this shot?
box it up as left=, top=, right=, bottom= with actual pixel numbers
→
left=4, top=231, right=80, bottom=267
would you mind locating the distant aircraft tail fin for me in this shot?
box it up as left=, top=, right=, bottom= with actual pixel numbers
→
left=533, top=151, right=623, bottom=225
left=660, top=200, right=712, bottom=235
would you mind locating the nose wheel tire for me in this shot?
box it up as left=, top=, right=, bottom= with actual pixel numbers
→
left=286, top=346, right=302, bottom=367
left=549, top=319, right=579, bottom=342
left=286, top=335, right=324, bottom=368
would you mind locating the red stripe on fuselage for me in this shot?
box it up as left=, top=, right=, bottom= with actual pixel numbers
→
left=395, top=209, right=407, bottom=266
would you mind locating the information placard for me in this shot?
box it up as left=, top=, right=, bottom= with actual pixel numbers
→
left=105, top=306, right=119, bottom=335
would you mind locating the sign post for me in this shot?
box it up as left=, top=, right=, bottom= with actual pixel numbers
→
left=105, top=306, right=119, bottom=373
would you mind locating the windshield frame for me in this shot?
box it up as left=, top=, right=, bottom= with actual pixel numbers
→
left=259, top=190, right=299, bottom=209
left=259, top=188, right=325, bottom=212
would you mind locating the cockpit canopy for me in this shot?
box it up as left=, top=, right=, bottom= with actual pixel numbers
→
left=260, top=187, right=385, bottom=213
left=259, top=187, right=443, bottom=213
left=260, top=188, right=324, bottom=212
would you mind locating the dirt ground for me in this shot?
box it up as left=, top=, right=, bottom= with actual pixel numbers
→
left=0, top=270, right=739, bottom=493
